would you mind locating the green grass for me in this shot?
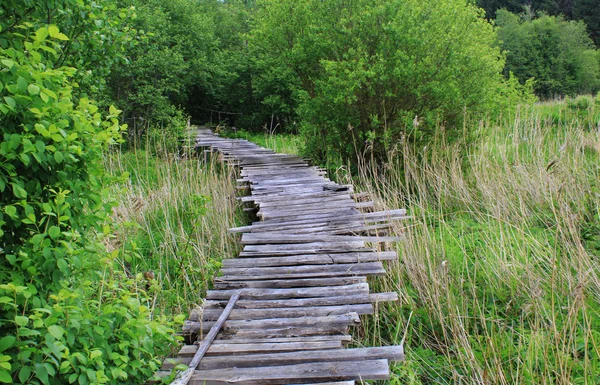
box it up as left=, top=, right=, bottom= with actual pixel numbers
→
left=219, top=127, right=304, bottom=155
left=353, top=102, right=600, bottom=384
left=104, top=145, right=246, bottom=317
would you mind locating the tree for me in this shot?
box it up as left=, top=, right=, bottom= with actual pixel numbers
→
left=496, top=10, right=600, bottom=97
left=251, top=0, right=511, bottom=163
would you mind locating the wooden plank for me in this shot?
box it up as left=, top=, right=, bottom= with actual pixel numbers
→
left=241, top=233, right=402, bottom=245
left=220, top=251, right=397, bottom=268
left=219, top=262, right=386, bottom=281
left=202, top=304, right=374, bottom=321
left=205, top=340, right=343, bottom=355
left=202, top=292, right=397, bottom=310
left=205, top=283, right=369, bottom=300
left=177, top=346, right=404, bottom=370
left=195, top=312, right=361, bottom=333
left=187, top=359, right=389, bottom=384
left=213, top=276, right=367, bottom=290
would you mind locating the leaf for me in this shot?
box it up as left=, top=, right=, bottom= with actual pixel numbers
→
left=34, top=363, right=48, bottom=384
left=48, top=226, right=61, bottom=239
left=48, top=25, right=60, bottom=38
left=11, top=184, right=27, bottom=199
left=54, top=151, right=64, bottom=163
left=0, top=336, right=15, bottom=352
left=18, top=367, right=31, bottom=383
left=17, top=77, right=28, bottom=92
left=27, top=84, right=40, bottom=95
left=35, top=27, right=49, bottom=42
left=0, top=370, right=11, bottom=383
left=48, top=325, right=64, bottom=340
left=4, top=206, right=16, bottom=219
left=14, top=316, right=28, bottom=327
left=3, top=97, right=15, bottom=110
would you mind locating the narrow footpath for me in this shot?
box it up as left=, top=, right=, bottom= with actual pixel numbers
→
left=159, top=128, right=406, bottom=384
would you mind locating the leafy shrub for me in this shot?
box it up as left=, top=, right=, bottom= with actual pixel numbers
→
left=496, top=10, right=600, bottom=98
left=0, top=25, right=178, bottom=385
left=566, top=95, right=595, bottom=110
left=251, top=0, right=514, bottom=164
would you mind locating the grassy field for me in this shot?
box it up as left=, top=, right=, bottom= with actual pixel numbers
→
left=104, top=143, right=245, bottom=317
left=352, top=102, right=600, bottom=384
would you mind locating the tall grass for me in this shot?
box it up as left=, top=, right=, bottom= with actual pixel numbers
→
left=103, top=143, right=244, bottom=317
left=355, top=104, right=600, bottom=384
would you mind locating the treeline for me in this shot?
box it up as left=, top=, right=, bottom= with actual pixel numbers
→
left=477, top=0, right=600, bottom=44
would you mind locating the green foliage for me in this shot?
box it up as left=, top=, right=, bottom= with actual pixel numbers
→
left=477, top=0, right=600, bottom=45
left=0, top=24, right=178, bottom=385
left=251, top=0, right=514, bottom=164
left=496, top=10, right=600, bottom=97
left=0, top=0, right=136, bottom=99
left=107, top=0, right=219, bottom=147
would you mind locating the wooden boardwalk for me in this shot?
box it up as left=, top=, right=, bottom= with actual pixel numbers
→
left=159, top=129, right=406, bottom=384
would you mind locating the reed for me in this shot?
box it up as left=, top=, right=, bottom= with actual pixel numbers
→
left=354, top=104, right=600, bottom=384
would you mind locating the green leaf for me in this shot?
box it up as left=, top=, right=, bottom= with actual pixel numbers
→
left=18, top=366, right=31, bottom=383
left=48, top=226, right=61, bottom=239
left=47, top=325, right=64, bottom=340
left=54, top=151, right=64, bottom=163
left=0, top=370, right=11, bottom=383
left=11, top=184, right=27, bottom=199
left=48, top=25, right=60, bottom=38
left=3, top=97, right=15, bottom=110
left=4, top=206, right=16, bottom=219
left=0, top=336, right=15, bottom=352
left=35, top=27, right=49, bottom=42
left=17, top=77, right=28, bottom=92
left=57, top=259, right=68, bottom=273
left=34, top=363, right=48, bottom=384
left=27, top=84, right=40, bottom=95
left=14, top=316, right=28, bottom=327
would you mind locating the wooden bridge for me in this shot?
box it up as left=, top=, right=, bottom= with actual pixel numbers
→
left=158, top=129, right=406, bottom=384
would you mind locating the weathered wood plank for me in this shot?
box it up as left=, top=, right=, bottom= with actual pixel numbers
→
left=187, top=359, right=389, bottom=384
left=202, top=304, right=374, bottom=321
left=241, top=233, right=402, bottom=245
left=176, top=346, right=404, bottom=370
left=205, top=283, right=369, bottom=300
left=220, top=251, right=397, bottom=268
left=212, top=276, right=367, bottom=289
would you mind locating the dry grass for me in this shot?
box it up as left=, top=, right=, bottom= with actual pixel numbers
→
left=104, top=144, right=244, bottom=316
left=354, top=105, right=600, bottom=384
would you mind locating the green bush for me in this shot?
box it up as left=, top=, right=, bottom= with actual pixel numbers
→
left=0, top=25, right=178, bottom=385
left=496, top=10, right=600, bottom=98
left=251, top=0, right=514, bottom=164
left=566, top=95, right=595, bottom=110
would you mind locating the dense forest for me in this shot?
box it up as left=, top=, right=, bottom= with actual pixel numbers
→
left=1, top=0, right=599, bottom=384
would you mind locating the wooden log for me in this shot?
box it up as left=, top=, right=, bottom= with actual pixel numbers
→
left=169, top=291, right=240, bottom=385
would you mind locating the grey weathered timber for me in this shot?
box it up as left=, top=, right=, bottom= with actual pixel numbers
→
left=160, top=129, right=405, bottom=384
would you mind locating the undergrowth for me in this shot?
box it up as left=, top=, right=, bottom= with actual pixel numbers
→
left=103, top=141, right=244, bottom=317
left=353, top=102, right=600, bottom=384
